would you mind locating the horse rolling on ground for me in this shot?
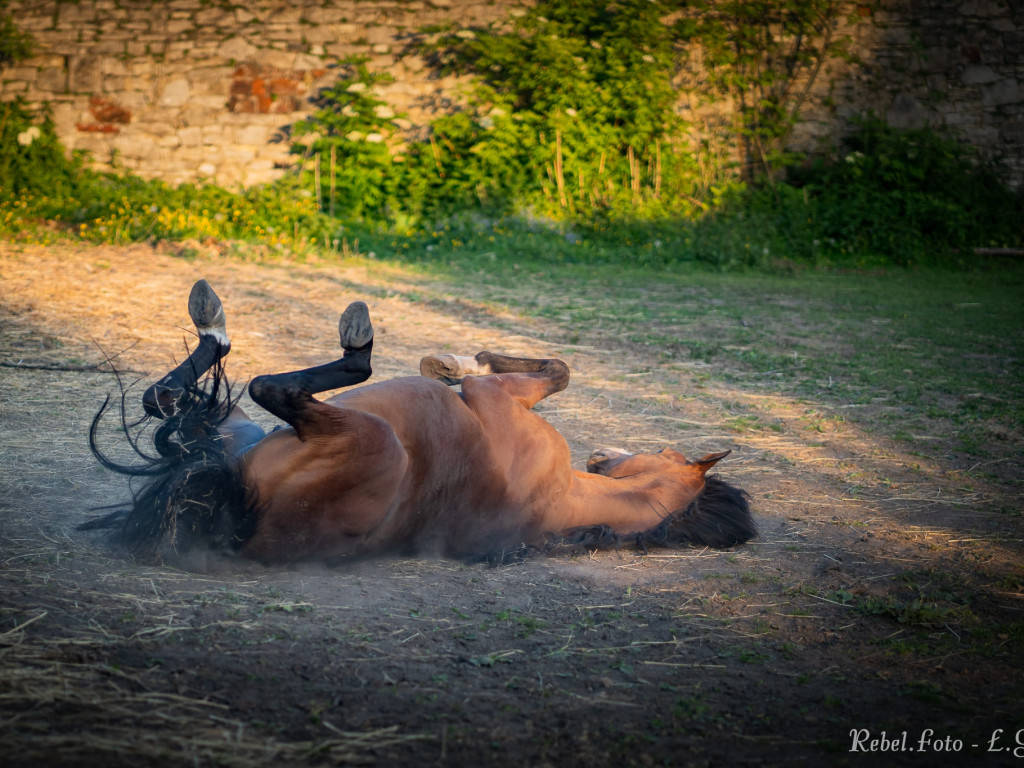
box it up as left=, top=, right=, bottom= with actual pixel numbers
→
left=86, top=280, right=756, bottom=563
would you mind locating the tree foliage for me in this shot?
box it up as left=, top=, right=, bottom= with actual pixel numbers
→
left=291, top=0, right=865, bottom=224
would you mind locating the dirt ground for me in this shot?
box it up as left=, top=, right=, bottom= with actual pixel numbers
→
left=1, top=241, right=1021, bottom=767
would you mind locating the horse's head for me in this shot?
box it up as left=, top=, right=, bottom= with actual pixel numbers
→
left=584, top=446, right=753, bottom=547
left=587, top=446, right=731, bottom=494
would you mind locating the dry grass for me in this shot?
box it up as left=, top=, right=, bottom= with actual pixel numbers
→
left=2, top=240, right=1022, bottom=766
left=1, top=601, right=422, bottom=766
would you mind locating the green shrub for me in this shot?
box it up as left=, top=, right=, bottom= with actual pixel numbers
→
left=415, top=0, right=703, bottom=221
left=291, top=57, right=402, bottom=221
left=792, top=119, right=1024, bottom=262
left=292, top=0, right=706, bottom=225
left=0, top=107, right=339, bottom=251
left=0, top=13, right=32, bottom=66
left=0, top=100, right=86, bottom=198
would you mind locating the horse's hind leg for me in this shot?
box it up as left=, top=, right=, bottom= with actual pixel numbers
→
left=143, top=279, right=231, bottom=418
left=248, top=301, right=374, bottom=437
left=420, top=351, right=569, bottom=408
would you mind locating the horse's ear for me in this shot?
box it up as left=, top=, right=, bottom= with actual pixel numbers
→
left=692, top=450, right=731, bottom=474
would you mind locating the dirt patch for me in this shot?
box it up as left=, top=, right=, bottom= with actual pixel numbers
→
left=1, top=242, right=1022, bottom=766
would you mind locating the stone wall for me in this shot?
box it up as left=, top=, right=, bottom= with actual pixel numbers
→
left=0, top=0, right=511, bottom=187
left=849, top=0, right=1024, bottom=186
left=1, top=0, right=1021, bottom=189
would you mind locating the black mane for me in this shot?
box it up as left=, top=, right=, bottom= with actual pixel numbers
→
left=84, top=358, right=260, bottom=562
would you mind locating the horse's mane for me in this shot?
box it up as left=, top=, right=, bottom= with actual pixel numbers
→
left=487, top=476, right=756, bottom=563
left=84, top=357, right=260, bottom=562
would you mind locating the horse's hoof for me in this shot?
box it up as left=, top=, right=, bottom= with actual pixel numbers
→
left=419, top=355, right=463, bottom=385
left=339, top=301, right=373, bottom=351
left=187, top=279, right=229, bottom=348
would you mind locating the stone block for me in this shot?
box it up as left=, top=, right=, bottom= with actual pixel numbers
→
left=113, top=131, right=157, bottom=159
left=915, top=47, right=954, bottom=74
left=959, top=1, right=1005, bottom=18
left=194, top=7, right=231, bottom=25
left=983, top=78, right=1022, bottom=106
left=126, top=40, right=153, bottom=56
left=12, top=15, right=53, bottom=32
left=886, top=92, right=932, bottom=129
left=300, top=26, right=336, bottom=45
left=50, top=102, right=78, bottom=134
left=178, top=126, right=202, bottom=146
left=224, top=145, right=257, bottom=162
left=268, top=6, right=304, bottom=24
left=25, top=54, right=66, bottom=68
left=194, top=94, right=230, bottom=110
left=65, top=131, right=106, bottom=156
left=166, top=41, right=199, bottom=58
left=942, top=109, right=974, bottom=126
left=260, top=50, right=299, bottom=69
left=219, top=36, right=258, bottom=62
left=293, top=53, right=325, bottom=70
left=235, top=124, right=272, bottom=145
left=366, top=26, right=397, bottom=45
left=303, top=7, right=348, bottom=25
left=159, top=78, right=190, bottom=106
left=101, top=57, right=130, bottom=76
left=116, top=91, right=150, bottom=109
left=56, top=3, right=95, bottom=23
left=4, top=66, right=39, bottom=82
left=93, top=39, right=128, bottom=56
left=962, top=64, right=1000, bottom=84
left=201, top=125, right=227, bottom=144
left=67, top=56, right=103, bottom=92
left=129, top=58, right=161, bottom=77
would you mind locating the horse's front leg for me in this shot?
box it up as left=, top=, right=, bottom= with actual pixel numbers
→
left=248, top=301, right=374, bottom=439
left=141, top=279, right=265, bottom=457
left=419, top=351, right=569, bottom=409
left=142, top=279, right=230, bottom=418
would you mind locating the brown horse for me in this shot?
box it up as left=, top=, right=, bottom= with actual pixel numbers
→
left=87, top=280, right=755, bottom=563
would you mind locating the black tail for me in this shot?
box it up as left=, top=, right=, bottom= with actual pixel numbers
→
left=84, top=358, right=260, bottom=562
left=544, top=476, right=756, bottom=557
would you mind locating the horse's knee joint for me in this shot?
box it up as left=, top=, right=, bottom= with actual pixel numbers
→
left=248, top=375, right=273, bottom=405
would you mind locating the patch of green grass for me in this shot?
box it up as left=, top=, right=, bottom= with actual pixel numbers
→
left=362, top=233, right=1021, bottom=470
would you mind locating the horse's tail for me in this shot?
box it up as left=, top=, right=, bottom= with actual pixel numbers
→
left=545, top=476, right=756, bottom=556
left=84, top=359, right=260, bottom=562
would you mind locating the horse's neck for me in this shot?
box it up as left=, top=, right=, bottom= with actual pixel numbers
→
left=560, top=470, right=692, bottom=534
